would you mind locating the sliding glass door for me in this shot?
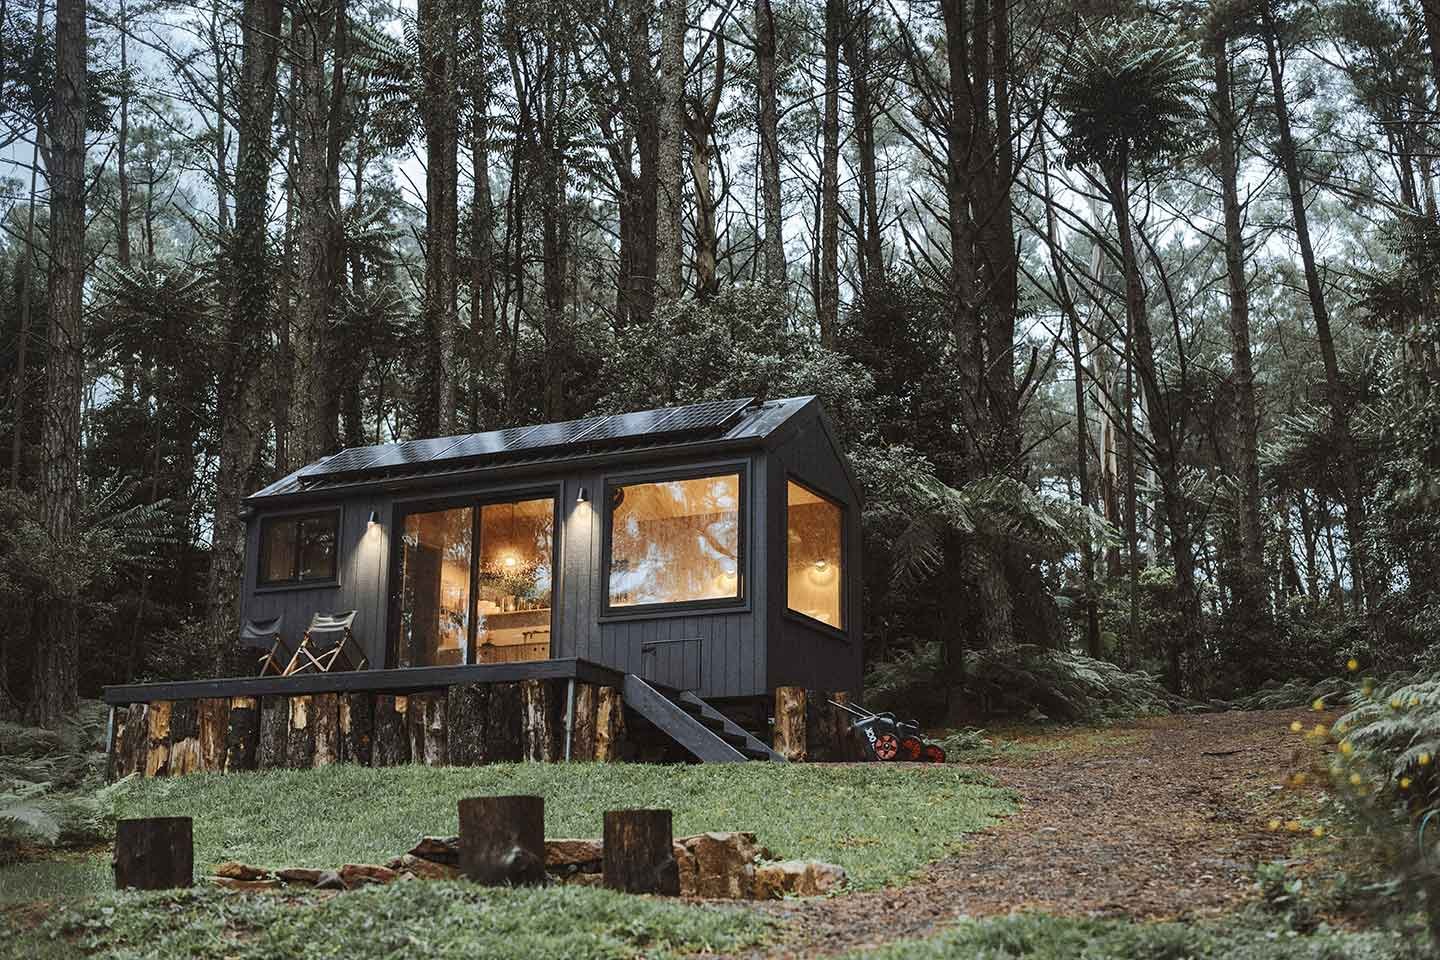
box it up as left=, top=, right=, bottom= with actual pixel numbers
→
left=397, top=496, right=555, bottom=667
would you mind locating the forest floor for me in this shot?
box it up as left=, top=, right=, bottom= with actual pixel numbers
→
left=743, top=707, right=1336, bottom=958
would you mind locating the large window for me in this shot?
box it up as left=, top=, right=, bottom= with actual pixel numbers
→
left=397, top=497, right=555, bottom=667
left=786, top=481, right=843, bottom=629
left=258, top=511, right=339, bottom=586
left=607, top=473, right=741, bottom=609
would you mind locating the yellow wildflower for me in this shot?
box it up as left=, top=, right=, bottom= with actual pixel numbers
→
left=1349, top=772, right=1363, bottom=786
left=1391, top=697, right=1403, bottom=710
left=1312, top=826, right=1325, bottom=838
left=1347, top=658, right=1359, bottom=672
left=1411, top=697, right=1421, bottom=707
left=1290, top=720, right=1303, bottom=733
left=1291, top=772, right=1308, bottom=786
left=1400, top=777, right=1413, bottom=790
left=1340, top=741, right=1353, bottom=755
left=1313, top=698, right=1326, bottom=712
left=1312, top=723, right=1328, bottom=738
left=1422, top=753, right=1433, bottom=766
left=1268, top=819, right=1282, bottom=831
left=1285, top=820, right=1303, bottom=832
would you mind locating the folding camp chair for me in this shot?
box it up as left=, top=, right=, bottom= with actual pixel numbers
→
left=239, top=615, right=290, bottom=677
left=284, top=611, right=367, bottom=675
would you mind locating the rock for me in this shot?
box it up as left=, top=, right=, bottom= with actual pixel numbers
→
left=276, top=867, right=326, bottom=885
left=674, top=842, right=698, bottom=897
left=676, top=832, right=762, bottom=899
left=552, top=872, right=604, bottom=887
left=214, top=861, right=271, bottom=881
left=314, top=870, right=346, bottom=890
left=753, top=860, right=847, bottom=899
left=545, top=838, right=603, bottom=871
left=390, top=854, right=461, bottom=881
left=408, top=836, right=461, bottom=865
left=339, top=863, right=399, bottom=888
left=210, top=876, right=280, bottom=891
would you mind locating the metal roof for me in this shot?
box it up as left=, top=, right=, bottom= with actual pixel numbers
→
left=247, top=395, right=817, bottom=502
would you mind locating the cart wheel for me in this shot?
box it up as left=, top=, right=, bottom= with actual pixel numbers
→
left=874, top=733, right=899, bottom=761
left=899, top=736, right=924, bottom=761
left=922, top=743, right=947, bottom=764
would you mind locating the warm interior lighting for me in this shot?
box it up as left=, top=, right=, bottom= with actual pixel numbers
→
left=787, top=481, right=843, bottom=628
left=608, top=473, right=741, bottom=607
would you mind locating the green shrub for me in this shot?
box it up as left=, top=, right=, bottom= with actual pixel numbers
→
left=0, top=701, right=116, bottom=863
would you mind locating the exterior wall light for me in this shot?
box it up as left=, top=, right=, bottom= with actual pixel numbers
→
left=368, top=510, right=381, bottom=526
left=577, top=486, right=589, bottom=503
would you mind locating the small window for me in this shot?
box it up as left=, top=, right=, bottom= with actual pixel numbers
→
left=258, top=511, right=339, bottom=586
left=787, top=481, right=843, bottom=629
left=607, top=473, right=742, bottom=609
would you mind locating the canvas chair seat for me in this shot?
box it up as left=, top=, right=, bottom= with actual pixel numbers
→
left=284, top=611, right=367, bottom=675
left=240, top=615, right=290, bottom=677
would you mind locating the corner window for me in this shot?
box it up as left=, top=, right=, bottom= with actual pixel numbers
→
left=258, top=511, right=339, bottom=586
left=607, top=472, right=742, bottom=609
left=787, top=481, right=843, bottom=629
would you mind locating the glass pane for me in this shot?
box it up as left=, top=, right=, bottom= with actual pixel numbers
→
left=260, top=519, right=298, bottom=583
left=399, top=507, right=473, bottom=666
left=474, top=498, right=554, bottom=664
left=608, top=474, right=741, bottom=607
left=297, top=515, right=338, bottom=581
left=787, top=481, right=843, bottom=628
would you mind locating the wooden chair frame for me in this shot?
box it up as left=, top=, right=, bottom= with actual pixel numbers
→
left=284, top=611, right=367, bottom=675
left=239, top=616, right=289, bottom=677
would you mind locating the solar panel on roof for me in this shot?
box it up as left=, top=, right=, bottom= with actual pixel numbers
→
left=506, top=414, right=610, bottom=452
left=651, top=396, right=755, bottom=434
left=440, top=425, right=539, bottom=460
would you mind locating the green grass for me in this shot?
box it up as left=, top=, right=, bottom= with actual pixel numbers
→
left=0, top=761, right=1011, bottom=904
left=846, top=913, right=1424, bottom=960
left=0, top=881, right=771, bottom=960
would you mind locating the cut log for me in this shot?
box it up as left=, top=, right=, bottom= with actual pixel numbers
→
left=114, top=704, right=148, bottom=780
left=594, top=686, right=625, bottom=762
left=311, top=693, right=340, bottom=767
left=831, top=691, right=861, bottom=761
left=144, top=701, right=172, bottom=778
left=286, top=695, right=316, bottom=768
left=257, top=697, right=290, bottom=769
left=602, top=809, right=679, bottom=895
left=570, top=683, right=597, bottom=761
left=520, top=679, right=558, bottom=762
left=773, top=686, right=806, bottom=761
left=483, top=682, right=522, bottom=762
left=457, top=795, right=546, bottom=886
left=168, top=700, right=202, bottom=777
left=408, top=691, right=447, bottom=766
left=339, top=692, right=373, bottom=765
left=446, top=682, right=490, bottom=766
left=113, top=817, right=193, bottom=890
left=373, top=695, right=410, bottom=766
left=197, top=698, right=231, bottom=772
left=805, top=688, right=840, bottom=762
left=225, top=697, right=259, bottom=772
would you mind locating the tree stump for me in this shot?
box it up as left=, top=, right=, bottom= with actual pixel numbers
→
left=446, top=683, right=490, bottom=766
left=831, top=690, right=860, bottom=760
left=594, top=686, right=625, bottom=761
left=408, top=692, right=447, bottom=766
left=339, top=693, right=373, bottom=765
left=570, top=683, right=597, bottom=761
left=114, top=704, right=148, bottom=780
left=520, top=679, right=558, bottom=762
left=483, top=683, right=523, bottom=762
left=113, top=817, right=193, bottom=890
left=168, top=700, right=202, bottom=777
left=197, top=698, right=231, bottom=772
left=602, top=809, right=679, bottom=895
left=373, top=695, right=410, bottom=765
left=257, top=697, right=290, bottom=769
left=773, top=686, right=807, bottom=761
left=224, top=697, right=259, bottom=771
left=805, top=688, right=842, bottom=762
left=457, top=795, right=546, bottom=886
left=311, top=693, right=340, bottom=767
left=286, top=695, right=316, bottom=768
left=144, top=701, right=172, bottom=778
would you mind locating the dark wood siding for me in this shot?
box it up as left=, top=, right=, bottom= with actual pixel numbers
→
left=765, top=409, right=864, bottom=695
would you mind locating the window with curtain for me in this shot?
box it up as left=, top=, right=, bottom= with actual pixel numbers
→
left=258, top=511, right=339, bottom=586
left=786, top=481, right=843, bottom=628
left=607, top=473, right=741, bottom=608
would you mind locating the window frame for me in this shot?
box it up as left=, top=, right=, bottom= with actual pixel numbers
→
left=599, top=462, right=750, bottom=620
left=783, top=475, right=848, bottom=638
left=255, top=507, right=343, bottom=590
left=387, top=484, right=563, bottom=667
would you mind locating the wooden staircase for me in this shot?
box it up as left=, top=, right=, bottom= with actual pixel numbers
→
left=621, top=674, right=785, bottom=763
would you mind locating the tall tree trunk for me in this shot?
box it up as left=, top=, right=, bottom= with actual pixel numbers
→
left=842, top=4, right=883, bottom=291
left=654, top=0, right=686, bottom=301
left=209, top=0, right=282, bottom=673
left=470, top=27, right=497, bottom=422
left=33, top=0, right=87, bottom=727
left=1260, top=2, right=1371, bottom=611
left=117, top=0, right=132, bottom=269
left=1212, top=31, right=1267, bottom=631
left=418, top=0, right=460, bottom=436
left=816, top=0, right=841, bottom=343
left=1422, top=0, right=1440, bottom=95
left=756, top=0, right=785, bottom=285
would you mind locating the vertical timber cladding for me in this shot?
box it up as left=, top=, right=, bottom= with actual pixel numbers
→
left=119, top=678, right=626, bottom=777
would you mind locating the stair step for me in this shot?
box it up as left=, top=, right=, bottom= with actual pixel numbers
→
left=743, top=746, right=774, bottom=761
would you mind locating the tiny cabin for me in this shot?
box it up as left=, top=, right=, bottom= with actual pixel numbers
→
left=102, top=396, right=862, bottom=772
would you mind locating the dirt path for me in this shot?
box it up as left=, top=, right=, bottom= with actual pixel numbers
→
left=741, top=708, right=1326, bottom=958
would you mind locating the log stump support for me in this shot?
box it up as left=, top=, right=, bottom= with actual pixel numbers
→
left=520, top=679, right=558, bottom=762
left=570, top=682, right=597, bottom=761
left=772, top=686, right=807, bottom=761
left=458, top=795, right=546, bottom=886
left=198, top=698, right=231, bottom=772
left=225, top=697, right=259, bottom=772
left=595, top=685, right=625, bottom=761
left=340, top=692, right=373, bottom=765
left=113, top=817, right=193, bottom=890
left=408, top=691, right=447, bottom=766
left=602, top=809, right=679, bottom=895
left=446, top=682, right=490, bottom=766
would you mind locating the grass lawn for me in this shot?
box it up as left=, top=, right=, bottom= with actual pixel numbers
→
left=846, top=912, right=1424, bottom=960
left=0, top=882, right=771, bottom=960
left=0, top=761, right=1012, bottom=904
